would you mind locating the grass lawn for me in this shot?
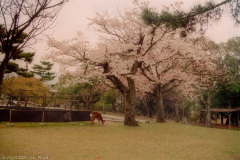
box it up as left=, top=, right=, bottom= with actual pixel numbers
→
left=0, top=121, right=239, bottom=160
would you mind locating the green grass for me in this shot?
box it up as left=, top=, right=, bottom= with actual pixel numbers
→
left=0, top=121, right=240, bottom=160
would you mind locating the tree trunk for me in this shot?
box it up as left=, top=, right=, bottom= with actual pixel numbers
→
left=112, top=97, right=117, bottom=113
left=101, top=91, right=106, bottom=114
left=105, top=75, right=138, bottom=126
left=0, top=58, right=8, bottom=86
left=86, top=101, right=90, bottom=110
left=237, top=112, right=239, bottom=126
left=123, top=78, right=138, bottom=126
left=156, top=93, right=166, bottom=123
left=146, top=107, right=150, bottom=118
left=221, top=113, right=224, bottom=125
left=206, top=96, right=212, bottom=128
left=142, top=96, right=150, bottom=118
left=175, top=103, right=179, bottom=123
left=120, top=95, right=125, bottom=113
left=215, top=112, right=218, bottom=125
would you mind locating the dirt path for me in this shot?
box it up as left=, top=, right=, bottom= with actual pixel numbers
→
left=102, top=114, right=149, bottom=123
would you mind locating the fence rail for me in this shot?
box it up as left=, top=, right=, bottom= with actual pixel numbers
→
left=0, top=87, right=87, bottom=110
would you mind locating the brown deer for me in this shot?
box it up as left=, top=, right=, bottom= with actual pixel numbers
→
left=90, top=111, right=105, bottom=125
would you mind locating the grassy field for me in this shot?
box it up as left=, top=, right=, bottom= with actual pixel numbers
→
left=0, top=121, right=240, bottom=160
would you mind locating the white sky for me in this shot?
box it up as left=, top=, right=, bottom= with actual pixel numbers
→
left=25, top=0, right=240, bottom=81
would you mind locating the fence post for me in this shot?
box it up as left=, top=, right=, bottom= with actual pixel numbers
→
left=10, top=108, right=12, bottom=123
left=69, top=94, right=74, bottom=123
left=237, top=112, right=239, bottom=126
left=229, top=113, right=231, bottom=130
left=6, top=108, right=14, bottom=127
left=9, top=108, right=12, bottom=123
left=40, top=91, right=46, bottom=126
left=7, top=89, right=13, bottom=126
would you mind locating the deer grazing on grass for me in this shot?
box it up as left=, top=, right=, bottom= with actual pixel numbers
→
left=90, top=111, right=105, bottom=125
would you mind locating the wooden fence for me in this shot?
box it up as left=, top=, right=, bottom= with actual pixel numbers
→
left=0, top=87, right=91, bottom=123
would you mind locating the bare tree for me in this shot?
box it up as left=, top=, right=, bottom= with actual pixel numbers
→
left=0, top=0, right=68, bottom=86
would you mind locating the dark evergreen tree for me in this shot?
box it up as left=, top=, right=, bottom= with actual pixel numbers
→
left=5, top=51, right=35, bottom=78
left=32, top=61, right=55, bottom=82
left=142, top=0, right=240, bottom=37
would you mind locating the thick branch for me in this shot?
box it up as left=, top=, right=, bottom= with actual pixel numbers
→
left=106, top=75, right=127, bottom=94
left=161, top=79, right=179, bottom=91
left=184, top=0, right=230, bottom=20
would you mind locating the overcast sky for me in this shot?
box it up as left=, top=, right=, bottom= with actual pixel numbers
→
left=26, top=0, right=240, bottom=81
left=43, top=0, right=240, bottom=42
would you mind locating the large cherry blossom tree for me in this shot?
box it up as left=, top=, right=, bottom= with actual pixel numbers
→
left=188, top=38, right=230, bottom=128
left=137, top=36, right=225, bottom=123
left=47, top=2, right=221, bottom=126
left=47, top=3, right=172, bottom=126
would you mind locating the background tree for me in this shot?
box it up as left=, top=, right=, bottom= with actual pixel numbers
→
left=191, top=56, right=230, bottom=127
left=142, top=2, right=240, bottom=126
left=32, top=61, right=55, bottom=82
left=141, top=94, right=155, bottom=118
left=224, top=37, right=240, bottom=79
left=209, top=37, right=240, bottom=115
left=0, top=0, right=67, bottom=86
left=2, top=76, right=49, bottom=92
left=136, top=36, right=222, bottom=123
left=212, top=83, right=240, bottom=109
left=74, top=82, right=101, bottom=110
left=105, top=89, right=119, bottom=113
left=223, top=54, right=239, bottom=77
left=1, top=76, right=50, bottom=106
left=162, top=90, right=184, bottom=123
left=52, top=73, right=74, bottom=93
left=53, top=75, right=101, bottom=110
